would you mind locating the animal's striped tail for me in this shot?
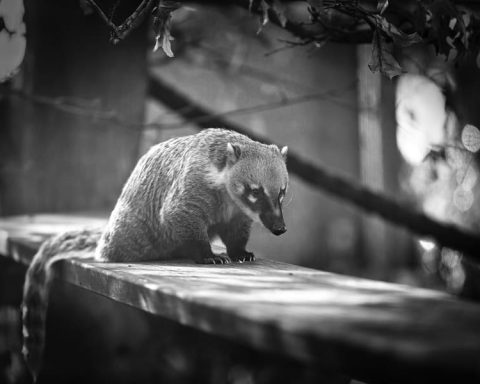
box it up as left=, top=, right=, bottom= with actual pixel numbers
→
left=21, top=228, right=103, bottom=381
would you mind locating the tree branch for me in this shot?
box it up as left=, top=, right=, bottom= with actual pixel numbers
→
left=86, top=0, right=156, bottom=43
left=231, top=0, right=374, bottom=44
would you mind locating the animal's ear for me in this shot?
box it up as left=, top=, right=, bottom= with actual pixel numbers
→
left=269, top=144, right=279, bottom=151
left=280, top=146, right=288, bottom=161
left=226, top=142, right=242, bottom=164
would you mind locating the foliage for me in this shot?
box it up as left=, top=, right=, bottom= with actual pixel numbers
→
left=256, top=0, right=480, bottom=78
left=152, top=1, right=179, bottom=57
left=82, top=0, right=480, bottom=78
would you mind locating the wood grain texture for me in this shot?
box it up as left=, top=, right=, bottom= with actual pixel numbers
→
left=1, top=214, right=480, bottom=384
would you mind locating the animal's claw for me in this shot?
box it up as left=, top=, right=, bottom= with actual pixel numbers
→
left=199, top=254, right=231, bottom=264
left=214, top=254, right=231, bottom=264
left=231, top=251, right=255, bottom=262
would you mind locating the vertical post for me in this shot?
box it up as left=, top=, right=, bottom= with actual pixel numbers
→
left=357, top=45, right=412, bottom=279
left=0, top=0, right=148, bottom=215
left=357, top=45, right=388, bottom=277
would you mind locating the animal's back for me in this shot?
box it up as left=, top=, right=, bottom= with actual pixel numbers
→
left=96, top=129, right=254, bottom=262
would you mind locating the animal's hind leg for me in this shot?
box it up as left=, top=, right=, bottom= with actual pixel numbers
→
left=162, top=208, right=231, bottom=264
left=174, top=240, right=231, bottom=264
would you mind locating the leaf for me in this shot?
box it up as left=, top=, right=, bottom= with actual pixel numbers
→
left=371, top=15, right=422, bottom=47
left=257, top=0, right=288, bottom=34
left=256, top=0, right=270, bottom=34
left=421, top=0, right=465, bottom=58
left=461, top=124, right=480, bottom=153
left=154, top=31, right=174, bottom=57
left=152, top=1, right=180, bottom=57
left=377, top=0, right=389, bottom=15
left=368, top=31, right=403, bottom=79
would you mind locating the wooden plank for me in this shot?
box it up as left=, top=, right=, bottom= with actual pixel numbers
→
left=1, top=214, right=480, bottom=384
left=0, top=213, right=107, bottom=259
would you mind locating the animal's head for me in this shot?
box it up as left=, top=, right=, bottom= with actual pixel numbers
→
left=225, top=141, right=289, bottom=236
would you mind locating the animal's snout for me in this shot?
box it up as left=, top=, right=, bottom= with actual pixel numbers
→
left=260, top=209, right=286, bottom=237
left=272, top=225, right=287, bottom=236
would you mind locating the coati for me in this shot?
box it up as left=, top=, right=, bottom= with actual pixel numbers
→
left=21, top=128, right=289, bottom=380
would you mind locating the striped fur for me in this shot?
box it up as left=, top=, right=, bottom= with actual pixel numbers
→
left=21, top=228, right=103, bottom=381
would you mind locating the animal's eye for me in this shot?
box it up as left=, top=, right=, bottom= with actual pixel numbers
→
left=278, top=188, right=286, bottom=202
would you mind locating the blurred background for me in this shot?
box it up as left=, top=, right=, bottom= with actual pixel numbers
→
left=2, top=1, right=480, bottom=383
left=0, top=1, right=480, bottom=292
left=1, top=0, right=479, bottom=295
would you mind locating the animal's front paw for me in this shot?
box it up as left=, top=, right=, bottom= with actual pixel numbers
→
left=196, top=253, right=231, bottom=265
left=231, top=251, right=255, bottom=263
